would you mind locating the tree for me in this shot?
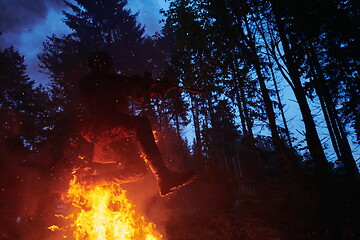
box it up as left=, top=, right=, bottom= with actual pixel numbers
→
left=62, top=0, right=154, bottom=75
left=204, top=0, right=296, bottom=172
left=0, top=46, right=50, bottom=152
left=38, top=0, right=160, bottom=162
left=266, top=0, right=358, bottom=177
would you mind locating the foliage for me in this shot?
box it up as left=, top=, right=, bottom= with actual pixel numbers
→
left=1, top=0, right=360, bottom=238
left=0, top=46, right=50, bottom=151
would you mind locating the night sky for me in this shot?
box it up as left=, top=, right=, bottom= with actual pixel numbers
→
left=0, top=0, right=358, bottom=160
left=0, top=0, right=168, bottom=85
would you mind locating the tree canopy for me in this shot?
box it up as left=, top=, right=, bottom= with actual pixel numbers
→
left=1, top=0, right=360, bottom=238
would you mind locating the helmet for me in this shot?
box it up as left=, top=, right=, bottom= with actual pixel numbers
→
left=87, top=51, right=113, bottom=72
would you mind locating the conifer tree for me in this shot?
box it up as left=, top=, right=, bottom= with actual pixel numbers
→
left=0, top=46, right=50, bottom=152
left=38, top=0, right=158, bottom=160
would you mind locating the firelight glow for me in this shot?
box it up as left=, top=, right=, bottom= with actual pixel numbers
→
left=49, top=171, right=163, bottom=240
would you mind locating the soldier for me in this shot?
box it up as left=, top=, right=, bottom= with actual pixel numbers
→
left=79, top=51, right=197, bottom=196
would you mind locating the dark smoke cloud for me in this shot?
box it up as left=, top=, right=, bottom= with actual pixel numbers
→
left=0, top=0, right=65, bottom=35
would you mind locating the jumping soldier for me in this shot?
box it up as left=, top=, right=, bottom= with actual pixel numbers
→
left=79, top=51, right=197, bottom=196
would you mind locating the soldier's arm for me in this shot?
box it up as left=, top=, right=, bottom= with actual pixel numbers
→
left=118, top=72, right=174, bottom=104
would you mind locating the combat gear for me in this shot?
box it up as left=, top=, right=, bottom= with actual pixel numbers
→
left=79, top=52, right=197, bottom=196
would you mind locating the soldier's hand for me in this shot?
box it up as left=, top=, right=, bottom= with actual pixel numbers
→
left=151, top=79, right=175, bottom=98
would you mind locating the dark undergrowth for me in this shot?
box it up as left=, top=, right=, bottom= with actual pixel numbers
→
left=1, top=157, right=360, bottom=240
left=163, top=169, right=360, bottom=240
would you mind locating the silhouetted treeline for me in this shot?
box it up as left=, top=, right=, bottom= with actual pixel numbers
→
left=0, top=0, right=359, bottom=239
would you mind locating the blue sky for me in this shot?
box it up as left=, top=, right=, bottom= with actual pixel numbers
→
left=0, top=0, right=168, bottom=84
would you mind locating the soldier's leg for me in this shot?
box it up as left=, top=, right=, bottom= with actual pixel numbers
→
left=90, top=162, right=147, bottom=184
left=132, top=116, right=167, bottom=174
left=125, top=115, right=197, bottom=196
left=107, top=114, right=167, bottom=175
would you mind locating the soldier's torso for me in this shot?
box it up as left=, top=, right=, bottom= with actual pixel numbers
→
left=79, top=72, right=130, bottom=116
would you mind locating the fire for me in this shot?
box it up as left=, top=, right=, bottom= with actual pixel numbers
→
left=50, top=172, right=163, bottom=240
left=152, top=131, right=159, bottom=143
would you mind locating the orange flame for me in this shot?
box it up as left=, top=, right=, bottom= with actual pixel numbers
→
left=152, top=131, right=159, bottom=143
left=50, top=172, right=163, bottom=240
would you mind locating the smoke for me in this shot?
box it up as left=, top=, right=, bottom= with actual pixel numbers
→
left=122, top=173, right=171, bottom=239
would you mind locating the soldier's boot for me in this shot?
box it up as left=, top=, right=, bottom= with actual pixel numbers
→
left=147, top=154, right=198, bottom=197
left=135, top=116, right=197, bottom=196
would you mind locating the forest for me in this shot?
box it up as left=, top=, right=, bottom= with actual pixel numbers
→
left=0, top=0, right=359, bottom=239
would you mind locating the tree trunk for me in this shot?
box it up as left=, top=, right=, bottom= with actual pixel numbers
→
left=253, top=55, right=295, bottom=172
left=190, top=95, right=202, bottom=157
left=308, top=44, right=358, bottom=178
left=241, top=17, right=295, bottom=172
left=270, top=1, right=329, bottom=177
left=265, top=46, right=294, bottom=152
left=225, top=5, right=295, bottom=173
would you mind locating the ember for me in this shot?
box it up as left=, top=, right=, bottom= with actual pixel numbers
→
left=49, top=171, right=163, bottom=240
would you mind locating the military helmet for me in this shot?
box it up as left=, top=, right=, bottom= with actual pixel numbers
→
left=88, top=51, right=113, bottom=72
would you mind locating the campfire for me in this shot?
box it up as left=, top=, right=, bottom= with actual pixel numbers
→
left=49, top=170, right=163, bottom=240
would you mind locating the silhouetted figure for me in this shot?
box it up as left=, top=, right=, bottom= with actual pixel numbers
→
left=79, top=51, right=197, bottom=196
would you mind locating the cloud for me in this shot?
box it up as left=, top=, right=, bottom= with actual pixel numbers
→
left=0, top=1, right=70, bottom=84
left=0, top=0, right=65, bottom=35
left=0, top=0, right=68, bottom=51
left=18, top=9, right=71, bottom=84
